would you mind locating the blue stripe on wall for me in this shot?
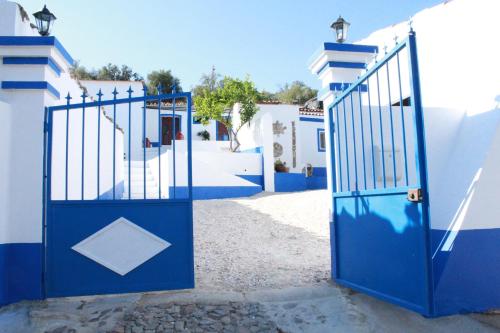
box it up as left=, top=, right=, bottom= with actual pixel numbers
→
left=330, top=82, right=368, bottom=92
left=2, top=57, right=62, bottom=76
left=170, top=186, right=262, bottom=200
left=239, top=146, right=263, bottom=153
left=1, top=81, right=60, bottom=99
left=236, top=175, right=263, bottom=187
left=323, top=42, right=378, bottom=53
left=0, top=243, right=43, bottom=307
left=299, top=117, right=324, bottom=123
left=0, top=36, right=74, bottom=65
left=317, top=61, right=367, bottom=75
left=274, top=172, right=327, bottom=192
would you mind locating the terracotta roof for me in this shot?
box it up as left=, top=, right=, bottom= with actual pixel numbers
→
left=299, top=107, right=324, bottom=116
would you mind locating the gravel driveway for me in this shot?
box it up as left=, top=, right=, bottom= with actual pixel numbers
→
left=194, top=190, right=331, bottom=291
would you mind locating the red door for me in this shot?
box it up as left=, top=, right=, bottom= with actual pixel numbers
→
left=162, top=117, right=180, bottom=145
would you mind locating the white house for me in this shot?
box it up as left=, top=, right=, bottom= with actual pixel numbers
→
left=236, top=102, right=327, bottom=192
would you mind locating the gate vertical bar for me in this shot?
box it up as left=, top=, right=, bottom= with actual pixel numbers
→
left=396, top=52, right=410, bottom=186
left=367, top=78, right=376, bottom=189
left=375, top=71, right=386, bottom=188
left=112, top=88, right=118, bottom=200
left=127, top=87, right=133, bottom=200
left=64, top=93, right=71, bottom=200
left=172, top=88, right=177, bottom=199
left=341, top=97, right=350, bottom=190
left=407, top=30, right=434, bottom=316
left=349, top=93, right=358, bottom=191
left=187, top=94, right=193, bottom=200
left=157, top=89, right=161, bottom=199
left=357, top=85, right=367, bottom=189
left=96, top=90, right=102, bottom=199
left=386, top=62, right=397, bottom=187
left=81, top=93, right=86, bottom=200
left=143, top=85, right=147, bottom=200
left=334, top=104, right=343, bottom=192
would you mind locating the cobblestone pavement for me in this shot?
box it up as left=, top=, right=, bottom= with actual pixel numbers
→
left=114, top=302, right=279, bottom=333
left=2, top=285, right=499, bottom=333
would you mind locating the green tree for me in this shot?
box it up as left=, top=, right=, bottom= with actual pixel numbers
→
left=256, top=90, right=277, bottom=103
left=194, top=76, right=259, bottom=151
left=147, top=70, right=182, bottom=95
left=70, top=62, right=143, bottom=81
left=275, top=81, right=317, bottom=105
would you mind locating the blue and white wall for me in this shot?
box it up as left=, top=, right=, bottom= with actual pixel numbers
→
left=311, top=0, right=500, bottom=315
left=236, top=103, right=328, bottom=192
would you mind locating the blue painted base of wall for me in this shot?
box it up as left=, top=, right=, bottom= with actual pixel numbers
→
left=0, top=243, right=43, bottom=307
left=236, top=175, right=263, bottom=187
left=169, top=186, right=262, bottom=200
left=274, top=168, right=327, bottom=192
left=431, top=228, right=500, bottom=316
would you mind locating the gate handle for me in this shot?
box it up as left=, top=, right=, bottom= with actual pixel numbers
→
left=407, top=189, right=422, bottom=202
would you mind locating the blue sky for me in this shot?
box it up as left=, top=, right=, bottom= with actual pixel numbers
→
left=21, top=0, right=442, bottom=92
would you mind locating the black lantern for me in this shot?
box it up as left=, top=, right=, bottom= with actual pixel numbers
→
left=331, top=16, right=350, bottom=43
left=33, top=5, right=56, bottom=36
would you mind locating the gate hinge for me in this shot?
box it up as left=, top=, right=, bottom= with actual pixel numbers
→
left=407, top=188, right=422, bottom=202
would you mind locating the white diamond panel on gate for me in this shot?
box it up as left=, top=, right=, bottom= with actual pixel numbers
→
left=72, top=217, right=171, bottom=276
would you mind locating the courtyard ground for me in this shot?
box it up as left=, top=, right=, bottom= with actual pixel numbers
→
left=0, top=190, right=499, bottom=332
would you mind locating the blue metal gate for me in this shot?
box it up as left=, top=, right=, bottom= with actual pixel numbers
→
left=42, top=86, right=194, bottom=297
left=328, top=32, right=433, bottom=315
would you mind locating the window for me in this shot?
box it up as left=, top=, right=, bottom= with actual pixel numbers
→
left=318, top=129, right=326, bottom=152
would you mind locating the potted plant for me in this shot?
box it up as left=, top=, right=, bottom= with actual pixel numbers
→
left=274, top=159, right=289, bottom=173
left=197, top=130, right=210, bottom=141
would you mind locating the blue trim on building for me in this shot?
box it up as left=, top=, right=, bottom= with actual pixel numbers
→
left=0, top=243, right=43, bottom=307
left=1, top=81, right=60, bottom=99
left=323, top=42, right=378, bottom=53
left=330, top=82, right=367, bottom=92
left=317, top=128, right=326, bottom=152
left=0, top=36, right=74, bottom=65
left=274, top=172, right=327, bottom=192
left=316, top=61, right=367, bottom=75
left=236, top=175, right=263, bottom=187
left=2, top=57, right=62, bottom=76
left=170, top=186, right=261, bottom=200
left=239, top=146, right=263, bottom=153
left=299, top=117, right=323, bottom=123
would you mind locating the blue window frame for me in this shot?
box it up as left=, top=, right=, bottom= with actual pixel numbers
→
left=317, top=128, right=326, bottom=152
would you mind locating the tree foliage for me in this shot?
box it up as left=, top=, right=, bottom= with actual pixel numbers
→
left=275, top=81, right=317, bottom=105
left=192, top=66, right=223, bottom=97
left=147, top=70, right=182, bottom=95
left=70, top=62, right=143, bottom=81
left=194, top=75, right=259, bottom=151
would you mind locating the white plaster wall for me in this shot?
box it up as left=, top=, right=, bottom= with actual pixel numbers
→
left=298, top=118, right=327, bottom=170
left=0, top=1, right=38, bottom=37
left=356, top=0, right=500, bottom=231
left=0, top=101, right=12, bottom=244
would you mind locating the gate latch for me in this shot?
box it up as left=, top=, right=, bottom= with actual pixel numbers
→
left=407, top=188, right=422, bottom=202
